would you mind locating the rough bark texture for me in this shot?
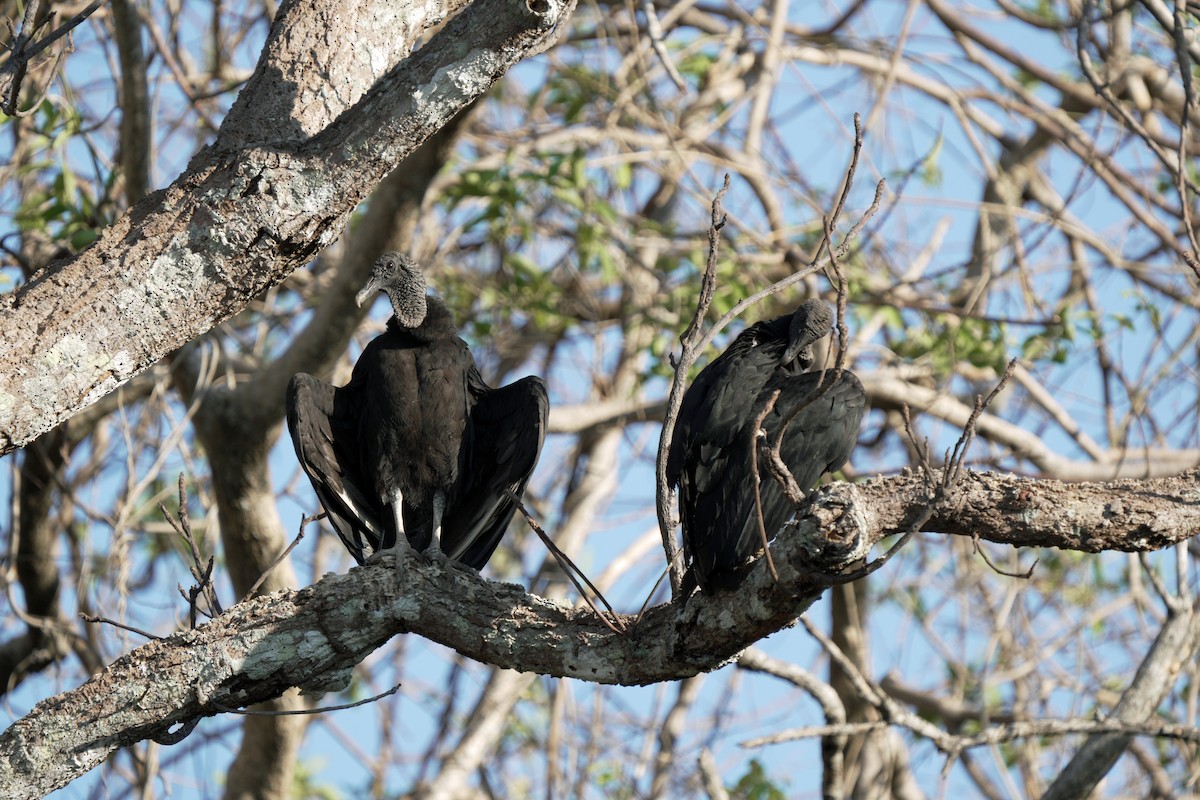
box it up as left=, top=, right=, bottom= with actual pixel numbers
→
left=0, top=468, right=1196, bottom=797
left=821, top=469, right=1200, bottom=553
left=0, top=0, right=573, bottom=455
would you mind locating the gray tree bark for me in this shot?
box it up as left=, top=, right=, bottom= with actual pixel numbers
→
left=0, top=469, right=1195, bottom=798
left=0, top=0, right=573, bottom=456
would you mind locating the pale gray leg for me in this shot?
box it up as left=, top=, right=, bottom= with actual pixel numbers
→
left=429, top=491, right=445, bottom=554
left=389, top=490, right=409, bottom=550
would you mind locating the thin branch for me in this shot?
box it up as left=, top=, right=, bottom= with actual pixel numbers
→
left=0, top=0, right=105, bottom=115
left=749, top=390, right=784, bottom=582
left=971, top=533, right=1037, bottom=579
left=738, top=647, right=847, bottom=799
left=506, top=490, right=627, bottom=634
left=213, top=682, right=402, bottom=716
left=159, top=475, right=223, bottom=625
left=697, top=749, right=730, bottom=800
left=79, top=614, right=160, bottom=641
left=240, top=514, right=314, bottom=604
left=740, top=717, right=1200, bottom=750
left=656, top=174, right=731, bottom=595
left=640, top=0, right=686, bottom=92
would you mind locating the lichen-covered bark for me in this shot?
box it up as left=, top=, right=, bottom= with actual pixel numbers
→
left=0, top=0, right=573, bottom=455
left=827, top=469, right=1200, bottom=552
left=0, top=468, right=1196, bottom=797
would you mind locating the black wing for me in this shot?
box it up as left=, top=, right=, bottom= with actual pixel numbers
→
left=286, top=372, right=386, bottom=564
left=669, top=323, right=790, bottom=592
left=442, top=370, right=549, bottom=571
left=684, top=370, right=866, bottom=590
left=666, top=320, right=783, bottom=488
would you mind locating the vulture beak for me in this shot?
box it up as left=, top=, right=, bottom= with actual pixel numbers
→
left=783, top=300, right=833, bottom=368
left=783, top=338, right=814, bottom=369
left=355, top=277, right=382, bottom=308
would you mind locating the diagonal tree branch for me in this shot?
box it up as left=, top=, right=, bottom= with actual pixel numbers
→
left=0, top=0, right=575, bottom=456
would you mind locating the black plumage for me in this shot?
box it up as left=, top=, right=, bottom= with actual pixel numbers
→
left=286, top=252, right=548, bottom=570
left=666, top=300, right=866, bottom=591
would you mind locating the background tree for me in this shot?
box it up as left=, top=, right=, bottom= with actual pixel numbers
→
left=1, top=0, right=1199, bottom=798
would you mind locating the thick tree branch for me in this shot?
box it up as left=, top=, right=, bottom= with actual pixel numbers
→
left=0, top=0, right=574, bottom=455
left=834, top=469, right=1200, bottom=553
left=1, top=469, right=1197, bottom=796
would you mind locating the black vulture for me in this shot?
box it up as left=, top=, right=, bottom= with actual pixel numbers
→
left=666, top=300, right=866, bottom=591
left=286, top=252, right=548, bottom=570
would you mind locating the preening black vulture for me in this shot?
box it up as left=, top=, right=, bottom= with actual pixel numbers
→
left=666, top=299, right=866, bottom=591
left=286, top=252, right=548, bottom=570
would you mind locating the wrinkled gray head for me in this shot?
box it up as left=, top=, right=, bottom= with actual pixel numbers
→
left=783, top=299, right=834, bottom=369
left=355, top=251, right=428, bottom=328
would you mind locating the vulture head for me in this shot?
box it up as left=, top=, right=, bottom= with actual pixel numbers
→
left=356, top=251, right=428, bottom=328
left=782, top=298, right=834, bottom=370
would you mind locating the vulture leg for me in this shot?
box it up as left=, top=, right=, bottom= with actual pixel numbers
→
left=429, top=491, right=445, bottom=554
left=388, top=490, right=407, bottom=550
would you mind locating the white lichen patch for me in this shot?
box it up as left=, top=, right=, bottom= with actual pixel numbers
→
left=145, top=247, right=209, bottom=313
left=448, top=54, right=501, bottom=96
left=295, top=630, right=332, bottom=661
left=566, top=643, right=616, bottom=682
left=0, top=391, right=14, bottom=429
left=24, top=332, right=136, bottom=416
left=392, top=595, right=423, bottom=620
left=367, top=43, right=389, bottom=76
left=114, top=287, right=145, bottom=320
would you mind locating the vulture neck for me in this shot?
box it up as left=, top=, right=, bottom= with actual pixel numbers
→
left=388, top=295, right=458, bottom=342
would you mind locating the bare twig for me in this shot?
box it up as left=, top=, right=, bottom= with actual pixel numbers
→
left=755, top=138, right=865, bottom=535
left=212, top=682, right=402, bottom=716
left=1185, top=251, right=1200, bottom=284
left=739, top=647, right=847, bottom=798
left=160, top=475, right=223, bottom=626
left=656, top=174, right=731, bottom=595
left=0, top=0, right=105, bottom=115
left=741, top=717, right=1200, bottom=750
left=641, top=0, right=687, bottom=92
left=761, top=211, right=856, bottom=496
left=240, top=514, right=315, bottom=604
left=80, top=613, right=160, bottom=641
left=971, top=532, right=1037, bottom=579
left=636, top=563, right=672, bottom=626
left=697, top=749, right=730, bottom=800
left=944, top=359, right=1017, bottom=488
left=693, top=176, right=885, bottom=393
left=505, top=490, right=627, bottom=634
left=749, top=390, right=785, bottom=582
left=827, top=113, right=865, bottom=232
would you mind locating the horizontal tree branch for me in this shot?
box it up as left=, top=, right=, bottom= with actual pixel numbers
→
left=739, top=716, right=1200, bottom=750
left=835, top=468, right=1200, bottom=552
left=862, top=372, right=1200, bottom=480
left=1, top=469, right=1197, bottom=795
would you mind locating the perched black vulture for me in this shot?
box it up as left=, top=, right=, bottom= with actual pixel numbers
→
left=666, top=300, right=866, bottom=591
left=286, top=252, right=548, bottom=570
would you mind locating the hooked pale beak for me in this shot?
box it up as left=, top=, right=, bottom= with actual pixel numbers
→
left=355, top=277, right=382, bottom=308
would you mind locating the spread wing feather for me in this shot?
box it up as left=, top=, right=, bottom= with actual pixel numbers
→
left=286, top=372, right=386, bottom=564
left=443, top=371, right=549, bottom=570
